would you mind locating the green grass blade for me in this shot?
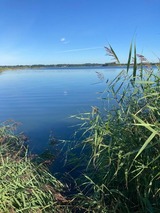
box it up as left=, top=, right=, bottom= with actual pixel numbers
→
left=132, top=44, right=137, bottom=80
left=127, top=43, right=132, bottom=73
left=109, top=44, right=120, bottom=64
left=134, top=132, right=157, bottom=161
left=132, top=114, right=157, bottom=134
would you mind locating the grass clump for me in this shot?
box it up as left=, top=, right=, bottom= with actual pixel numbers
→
left=71, top=45, right=160, bottom=212
left=0, top=121, right=69, bottom=213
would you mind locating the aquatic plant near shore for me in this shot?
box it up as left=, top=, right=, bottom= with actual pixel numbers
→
left=0, top=121, right=69, bottom=213
left=71, top=45, right=160, bottom=212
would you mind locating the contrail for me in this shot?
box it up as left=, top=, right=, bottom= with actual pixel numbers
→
left=57, top=46, right=103, bottom=53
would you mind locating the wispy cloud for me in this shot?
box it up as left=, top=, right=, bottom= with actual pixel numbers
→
left=57, top=46, right=103, bottom=53
left=60, top=37, right=66, bottom=42
left=60, top=37, right=70, bottom=44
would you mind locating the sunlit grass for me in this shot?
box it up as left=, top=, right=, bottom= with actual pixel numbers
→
left=69, top=44, right=160, bottom=212
left=0, top=121, right=69, bottom=212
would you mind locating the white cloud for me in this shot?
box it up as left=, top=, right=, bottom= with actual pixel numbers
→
left=60, top=37, right=70, bottom=44
left=60, top=37, right=66, bottom=42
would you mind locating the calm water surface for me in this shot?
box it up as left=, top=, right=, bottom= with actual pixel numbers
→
left=0, top=67, right=121, bottom=153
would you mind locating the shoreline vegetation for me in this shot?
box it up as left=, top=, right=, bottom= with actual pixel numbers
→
left=0, top=121, right=70, bottom=212
left=0, top=61, right=160, bottom=72
left=0, top=44, right=160, bottom=212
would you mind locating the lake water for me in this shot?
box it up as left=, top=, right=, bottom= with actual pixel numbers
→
left=0, top=67, right=122, bottom=154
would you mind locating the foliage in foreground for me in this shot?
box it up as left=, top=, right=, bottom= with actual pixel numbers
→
left=0, top=121, right=69, bottom=213
left=71, top=45, right=160, bottom=212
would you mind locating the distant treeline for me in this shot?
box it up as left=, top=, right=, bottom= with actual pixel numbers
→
left=0, top=62, right=159, bottom=71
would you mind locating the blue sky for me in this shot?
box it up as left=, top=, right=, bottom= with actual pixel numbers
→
left=0, top=0, right=159, bottom=65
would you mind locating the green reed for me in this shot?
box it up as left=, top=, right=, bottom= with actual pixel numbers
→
left=71, top=45, right=160, bottom=212
left=0, top=121, right=69, bottom=213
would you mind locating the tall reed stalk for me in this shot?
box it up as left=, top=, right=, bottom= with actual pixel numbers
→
left=71, top=44, right=160, bottom=212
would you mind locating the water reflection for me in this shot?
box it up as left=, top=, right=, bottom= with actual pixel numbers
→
left=0, top=67, right=121, bottom=153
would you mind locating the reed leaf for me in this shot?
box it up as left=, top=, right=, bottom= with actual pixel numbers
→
left=133, top=44, right=137, bottom=80
left=127, top=43, right=132, bottom=73
left=105, top=44, right=120, bottom=64
left=133, top=131, right=157, bottom=160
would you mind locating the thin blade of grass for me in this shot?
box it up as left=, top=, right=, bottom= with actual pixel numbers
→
left=134, top=131, right=157, bottom=161
left=109, top=44, right=120, bottom=64
left=132, top=114, right=157, bottom=134
left=127, top=43, right=132, bottom=73
left=133, top=44, right=137, bottom=81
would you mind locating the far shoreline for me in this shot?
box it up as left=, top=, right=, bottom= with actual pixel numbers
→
left=0, top=62, right=159, bottom=72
